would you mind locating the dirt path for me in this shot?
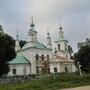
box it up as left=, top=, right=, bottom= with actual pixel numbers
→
left=60, top=86, right=90, bottom=90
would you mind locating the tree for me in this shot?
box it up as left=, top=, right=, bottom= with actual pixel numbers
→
left=19, top=40, right=27, bottom=48
left=74, top=39, right=90, bottom=73
left=78, top=38, right=90, bottom=49
left=68, top=45, right=73, bottom=58
left=0, top=25, right=16, bottom=77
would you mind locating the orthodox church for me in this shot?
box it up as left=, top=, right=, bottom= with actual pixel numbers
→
left=8, top=19, right=76, bottom=76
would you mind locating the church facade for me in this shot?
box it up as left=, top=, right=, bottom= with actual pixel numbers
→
left=8, top=19, right=76, bottom=76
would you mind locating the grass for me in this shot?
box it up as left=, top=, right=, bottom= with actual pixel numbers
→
left=0, top=73, right=90, bottom=90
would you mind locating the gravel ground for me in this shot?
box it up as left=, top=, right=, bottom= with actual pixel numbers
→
left=61, top=86, right=90, bottom=90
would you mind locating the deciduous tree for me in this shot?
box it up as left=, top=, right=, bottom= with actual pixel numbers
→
left=74, top=39, right=90, bottom=73
left=0, top=25, right=16, bottom=77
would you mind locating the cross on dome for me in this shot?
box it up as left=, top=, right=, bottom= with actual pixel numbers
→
left=30, top=16, right=34, bottom=27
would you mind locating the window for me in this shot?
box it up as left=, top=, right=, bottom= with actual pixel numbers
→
left=54, top=48, right=57, bottom=53
left=58, top=44, right=60, bottom=51
left=65, top=67, right=68, bottom=73
left=42, top=55, right=44, bottom=61
left=54, top=67, right=57, bottom=73
left=36, top=66, right=39, bottom=74
left=47, top=55, right=49, bottom=61
left=48, top=68, right=50, bottom=73
left=36, top=54, right=39, bottom=61
left=13, top=69, right=16, bottom=74
left=23, top=67, right=26, bottom=75
left=65, top=44, right=67, bottom=50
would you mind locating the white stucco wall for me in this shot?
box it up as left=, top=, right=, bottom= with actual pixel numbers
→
left=49, top=63, right=60, bottom=73
left=49, top=62, right=76, bottom=73
left=8, top=64, right=31, bottom=76
left=18, top=48, right=53, bottom=75
left=54, top=41, right=68, bottom=51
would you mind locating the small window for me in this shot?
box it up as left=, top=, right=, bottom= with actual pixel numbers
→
left=65, top=44, right=67, bottom=50
left=54, top=48, right=57, bottom=53
left=58, top=44, right=60, bottom=51
left=13, top=69, right=16, bottom=74
left=36, top=54, right=39, bottom=61
left=47, top=55, right=49, bottom=61
left=65, top=67, right=68, bottom=73
left=23, top=68, right=26, bottom=75
left=42, top=55, right=44, bottom=61
left=54, top=67, right=57, bottom=73
left=36, top=66, right=39, bottom=74
left=48, top=68, right=50, bottom=73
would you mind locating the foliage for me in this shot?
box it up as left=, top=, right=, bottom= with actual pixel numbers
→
left=0, top=25, right=4, bottom=33
left=74, top=39, right=90, bottom=73
left=0, top=73, right=90, bottom=90
left=0, top=26, right=16, bottom=77
left=68, top=45, right=73, bottom=58
left=78, top=38, right=90, bottom=49
left=19, top=40, right=27, bottom=48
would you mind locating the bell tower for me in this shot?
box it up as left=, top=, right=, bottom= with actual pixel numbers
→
left=55, top=24, right=68, bottom=52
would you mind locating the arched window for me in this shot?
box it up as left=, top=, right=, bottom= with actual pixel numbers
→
left=65, top=44, right=67, bottom=50
left=47, top=55, right=49, bottom=61
left=54, top=48, right=57, bottom=53
left=54, top=67, right=57, bottom=73
left=13, top=69, right=16, bottom=74
left=58, top=44, right=60, bottom=51
left=36, top=54, right=39, bottom=61
left=48, top=68, right=50, bottom=73
left=65, top=67, right=68, bottom=73
left=36, top=66, right=39, bottom=74
left=42, top=55, right=44, bottom=61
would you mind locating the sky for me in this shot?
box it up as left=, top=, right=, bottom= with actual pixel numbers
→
left=0, top=0, right=90, bottom=52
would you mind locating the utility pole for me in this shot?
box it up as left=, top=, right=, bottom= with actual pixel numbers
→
left=77, top=61, right=82, bottom=78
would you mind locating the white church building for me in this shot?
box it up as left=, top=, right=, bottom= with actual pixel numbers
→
left=8, top=19, right=76, bottom=76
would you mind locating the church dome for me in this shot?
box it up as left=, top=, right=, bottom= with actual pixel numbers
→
left=21, top=42, right=48, bottom=50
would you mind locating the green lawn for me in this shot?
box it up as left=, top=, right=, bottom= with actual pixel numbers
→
left=0, top=73, right=90, bottom=90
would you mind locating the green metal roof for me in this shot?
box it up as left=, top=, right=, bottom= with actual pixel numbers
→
left=55, top=39, right=68, bottom=43
left=34, top=42, right=47, bottom=48
left=8, top=55, right=30, bottom=64
left=21, top=42, right=47, bottom=50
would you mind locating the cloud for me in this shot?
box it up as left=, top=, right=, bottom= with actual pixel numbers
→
left=0, top=0, right=90, bottom=52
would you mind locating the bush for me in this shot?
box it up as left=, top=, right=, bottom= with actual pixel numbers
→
left=0, top=73, right=90, bottom=90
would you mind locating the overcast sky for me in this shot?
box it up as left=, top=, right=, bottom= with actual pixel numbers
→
left=0, top=0, right=90, bottom=52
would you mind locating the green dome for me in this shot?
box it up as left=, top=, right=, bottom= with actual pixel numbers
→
left=21, top=42, right=48, bottom=50
left=8, top=55, right=30, bottom=64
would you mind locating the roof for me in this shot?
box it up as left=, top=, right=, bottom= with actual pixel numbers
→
left=55, top=39, right=68, bottom=43
left=21, top=42, right=48, bottom=50
left=8, top=55, right=30, bottom=64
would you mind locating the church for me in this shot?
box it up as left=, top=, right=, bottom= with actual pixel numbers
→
left=8, top=18, right=76, bottom=76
